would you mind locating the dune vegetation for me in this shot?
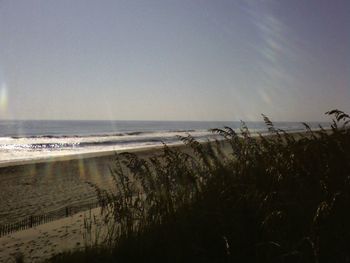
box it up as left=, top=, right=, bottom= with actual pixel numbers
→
left=50, top=110, right=350, bottom=263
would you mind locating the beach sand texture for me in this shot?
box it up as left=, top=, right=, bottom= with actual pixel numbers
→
left=0, top=146, right=170, bottom=262
left=0, top=146, right=169, bottom=225
left=0, top=143, right=230, bottom=262
left=0, top=207, right=104, bottom=263
left=0, top=155, right=112, bottom=226
left=0, top=146, right=167, bottom=226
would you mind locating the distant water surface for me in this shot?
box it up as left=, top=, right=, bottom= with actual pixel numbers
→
left=0, top=120, right=328, bottom=164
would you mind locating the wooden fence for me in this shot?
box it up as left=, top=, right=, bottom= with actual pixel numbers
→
left=0, top=201, right=100, bottom=237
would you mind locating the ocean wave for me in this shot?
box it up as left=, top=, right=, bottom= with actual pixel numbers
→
left=0, top=121, right=330, bottom=163
left=8, top=129, right=200, bottom=139
left=0, top=130, right=215, bottom=151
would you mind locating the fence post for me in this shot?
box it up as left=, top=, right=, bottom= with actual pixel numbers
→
left=65, top=207, right=69, bottom=217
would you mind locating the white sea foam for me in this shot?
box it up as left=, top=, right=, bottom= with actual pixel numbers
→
left=0, top=130, right=215, bottom=164
left=0, top=119, right=329, bottom=164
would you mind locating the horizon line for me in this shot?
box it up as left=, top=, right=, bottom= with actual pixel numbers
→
left=0, top=118, right=331, bottom=123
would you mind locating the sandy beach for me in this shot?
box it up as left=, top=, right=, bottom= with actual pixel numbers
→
left=0, top=130, right=333, bottom=262
left=0, top=135, right=300, bottom=262
left=0, top=207, right=104, bottom=263
left=0, top=145, right=175, bottom=224
left=0, top=145, right=183, bottom=262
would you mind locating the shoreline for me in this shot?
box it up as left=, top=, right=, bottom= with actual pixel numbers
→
left=0, top=144, right=171, bottom=169
left=0, top=129, right=325, bottom=226
left=0, top=128, right=334, bottom=262
left=0, top=128, right=321, bottom=169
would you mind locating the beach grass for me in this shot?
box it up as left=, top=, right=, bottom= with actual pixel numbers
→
left=49, top=110, right=350, bottom=263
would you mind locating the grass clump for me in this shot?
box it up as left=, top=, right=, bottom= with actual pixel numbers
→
left=50, top=110, right=350, bottom=263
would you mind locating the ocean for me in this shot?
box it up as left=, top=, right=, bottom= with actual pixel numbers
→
left=0, top=120, right=327, bottom=164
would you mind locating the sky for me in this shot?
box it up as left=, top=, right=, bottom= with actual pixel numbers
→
left=0, top=0, right=349, bottom=121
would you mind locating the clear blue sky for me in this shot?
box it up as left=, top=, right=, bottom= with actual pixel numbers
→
left=0, top=0, right=349, bottom=121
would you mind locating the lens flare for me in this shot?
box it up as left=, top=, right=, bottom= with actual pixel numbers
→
left=0, top=82, right=8, bottom=112
left=243, top=0, right=303, bottom=108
